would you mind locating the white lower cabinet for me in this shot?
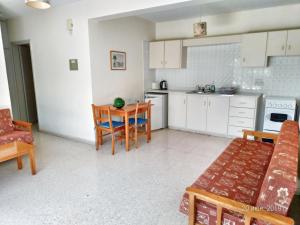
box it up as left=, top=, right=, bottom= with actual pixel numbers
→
left=186, top=94, right=229, bottom=135
left=169, top=92, right=259, bottom=138
left=228, top=95, right=259, bottom=138
left=206, top=96, right=230, bottom=135
left=168, top=92, right=187, bottom=129
left=186, top=95, right=207, bottom=131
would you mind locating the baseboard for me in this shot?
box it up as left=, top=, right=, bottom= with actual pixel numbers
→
left=38, top=129, right=94, bottom=145
left=168, top=127, right=231, bottom=139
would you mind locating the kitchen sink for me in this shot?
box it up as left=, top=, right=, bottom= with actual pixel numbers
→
left=186, top=90, right=212, bottom=94
left=186, top=90, right=204, bottom=94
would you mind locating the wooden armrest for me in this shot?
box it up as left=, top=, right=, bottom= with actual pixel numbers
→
left=186, top=187, right=294, bottom=225
left=242, top=129, right=279, bottom=143
left=13, top=120, right=32, bottom=133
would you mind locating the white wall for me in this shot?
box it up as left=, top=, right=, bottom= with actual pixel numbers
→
left=8, top=1, right=94, bottom=142
left=156, top=4, right=300, bottom=39
left=89, top=17, right=155, bottom=105
left=0, top=24, right=11, bottom=109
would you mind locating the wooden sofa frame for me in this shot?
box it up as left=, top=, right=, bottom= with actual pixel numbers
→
left=12, top=120, right=33, bottom=134
left=186, top=130, right=294, bottom=225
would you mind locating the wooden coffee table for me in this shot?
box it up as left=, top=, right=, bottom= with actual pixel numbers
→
left=0, top=141, right=36, bottom=175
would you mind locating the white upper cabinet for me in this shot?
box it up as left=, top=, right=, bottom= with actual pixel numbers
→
left=267, top=31, right=287, bottom=56
left=164, top=40, right=183, bottom=69
left=266, top=29, right=300, bottom=57
left=206, top=96, right=230, bottom=135
left=186, top=95, right=207, bottom=132
left=149, top=41, right=164, bottom=69
left=286, top=29, right=300, bottom=56
left=168, top=92, right=187, bottom=129
left=241, top=32, right=268, bottom=67
left=149, top=40, right=186, bottom=69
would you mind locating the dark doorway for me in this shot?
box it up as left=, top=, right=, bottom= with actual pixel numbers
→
left=8, top=43, right=38, bottom=124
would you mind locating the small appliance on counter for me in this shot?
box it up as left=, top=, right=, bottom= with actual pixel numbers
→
left=160, top=80, right=168, bottom=90
left=263, top=96, right=297, bottom=133
left=151, top=82, right=160, bottom=90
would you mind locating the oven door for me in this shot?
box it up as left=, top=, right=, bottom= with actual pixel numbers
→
left=263, top=108, right=295, bottom=132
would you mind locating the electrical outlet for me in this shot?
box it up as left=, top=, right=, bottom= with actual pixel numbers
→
left=69, top=59, right=78, bottom=71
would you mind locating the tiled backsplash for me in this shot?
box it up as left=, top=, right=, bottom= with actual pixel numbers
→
left=156, top=44, right=300, bottom=98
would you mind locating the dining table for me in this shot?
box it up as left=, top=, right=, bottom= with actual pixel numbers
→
left=109, top=103, right=151, bottom=151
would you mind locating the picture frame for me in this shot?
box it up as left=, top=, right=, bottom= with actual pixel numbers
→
left=193, top=22, right=207, bottom=38
left=110, top=50, right=126, bottom=70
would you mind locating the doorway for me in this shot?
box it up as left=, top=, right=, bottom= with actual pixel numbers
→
left=7, top=43, right=38, bottom=125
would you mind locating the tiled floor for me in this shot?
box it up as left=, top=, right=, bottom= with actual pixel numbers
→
left=0, top=129, right=298, bottom=225
left=0, top=129, right=231, bottom=225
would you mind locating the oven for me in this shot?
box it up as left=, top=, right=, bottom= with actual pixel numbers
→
left=263, top=108, right=295, bottom=132
left=263, top=97, right=296, bottom=133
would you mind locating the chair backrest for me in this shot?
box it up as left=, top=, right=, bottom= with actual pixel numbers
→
left=91, top=104, right=113, bottom=130
left=133, top=101, right=151, bottom=126
left=0, top=108, right=14, bottom=135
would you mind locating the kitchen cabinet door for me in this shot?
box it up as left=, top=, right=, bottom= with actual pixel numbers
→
left=149, top=41, right=164, bottom=69
left=267, top=31, right=287, bottom=56
left=286, top=29, right=300, bottom=56
left=206, top=96, right=229, bottom=135
left=241, top=32, right=268, bottom=67
left=186, top=95, right=207, bottom=132
left=168, top=92, right=187, bottom=129
left=164, top=40, right=183, bottom=69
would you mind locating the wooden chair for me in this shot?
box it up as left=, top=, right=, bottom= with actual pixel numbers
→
left=129, top=101, right=151, bottom=148
left=91, top=104, right=125, bottom=155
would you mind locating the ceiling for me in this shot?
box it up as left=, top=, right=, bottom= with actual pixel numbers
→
left=0, top=0, right=80, bottom=19
left=1, top=0, right=300, bottom=21
left=137, top=0, right=300, bottom=22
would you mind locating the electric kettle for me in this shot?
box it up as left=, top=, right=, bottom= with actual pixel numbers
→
left=160, top=80, right=168, bottom=90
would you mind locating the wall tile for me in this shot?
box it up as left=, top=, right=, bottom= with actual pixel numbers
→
left=156, top=44, right=300, bottom=98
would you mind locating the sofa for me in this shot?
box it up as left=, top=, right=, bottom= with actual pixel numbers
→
left=0, top=108, right=33, bottom=145
left=180, top=120, right=299, bottom=225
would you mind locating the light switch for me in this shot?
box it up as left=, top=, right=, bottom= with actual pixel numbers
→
left=69, top=59, right=78, bottom=71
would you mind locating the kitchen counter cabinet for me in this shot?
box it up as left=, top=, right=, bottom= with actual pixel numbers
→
left=186, top=94, right=207, bottom=132
left=168, top=92, right=187, bottom=129
left=206, top=96, right=230, bottom=135
left=168, top=91, right=260, bottom=138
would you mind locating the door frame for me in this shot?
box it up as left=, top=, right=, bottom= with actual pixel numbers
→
left=11, top=40, right=39, bottom=125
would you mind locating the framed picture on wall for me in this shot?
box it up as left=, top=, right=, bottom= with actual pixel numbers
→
left=110, top=51, right=126, bottom=70
left=193, top=22, right=207, bottom=38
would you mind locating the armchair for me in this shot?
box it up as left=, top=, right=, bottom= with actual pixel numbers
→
left=0, top=109, right=33, bottom=145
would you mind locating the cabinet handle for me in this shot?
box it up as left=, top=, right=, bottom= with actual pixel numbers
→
left=281, top=45, right=285, bottom=51
left=242, top=57, right=246, bottom=63
left=183, top=99, right=186, bottom=104
left=165, top=61, right=167, bottom=65
left=204, top=101, right=206, bottom=106
left=208, top=101, right=211, bottom=107
left=161, top=61, right=164, bottom=65
left=288, top=45, right=291, bottom=50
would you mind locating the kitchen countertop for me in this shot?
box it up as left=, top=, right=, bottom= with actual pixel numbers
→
left=145, top=89, right=262, bottom=97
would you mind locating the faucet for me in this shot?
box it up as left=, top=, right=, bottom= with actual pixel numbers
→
left=196, top=85, right=204, bottom=92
